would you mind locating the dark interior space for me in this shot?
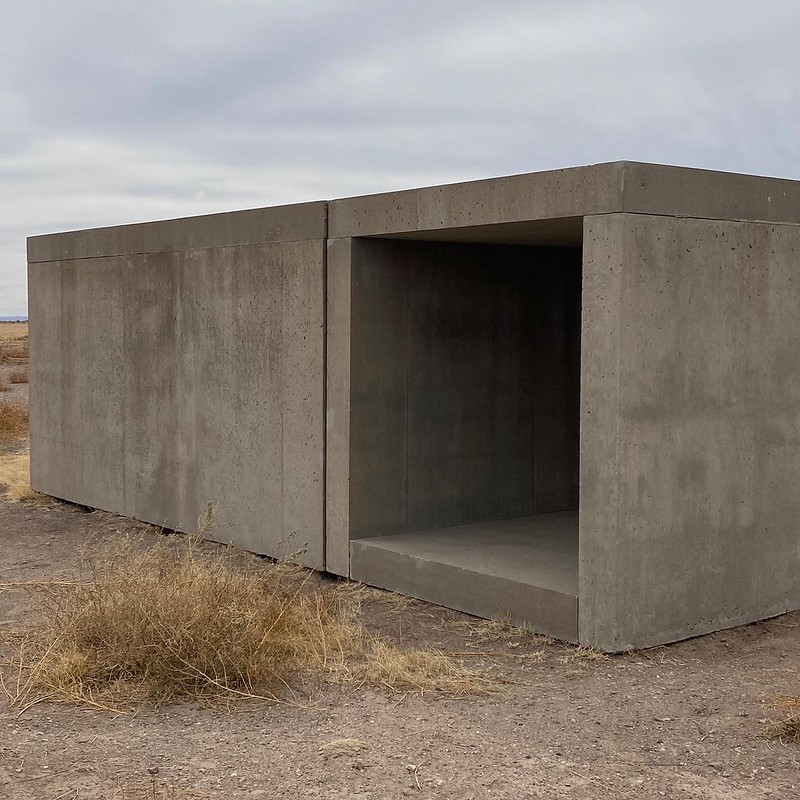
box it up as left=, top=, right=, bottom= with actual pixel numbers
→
left=348, top=238, right=582, bottom=539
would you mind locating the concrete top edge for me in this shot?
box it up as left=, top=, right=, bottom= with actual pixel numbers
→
left=27, top=163, right=800, bottom=262
left=27, top=200, right=328, bottom=263
left=328, top=161, right=800, bottom=237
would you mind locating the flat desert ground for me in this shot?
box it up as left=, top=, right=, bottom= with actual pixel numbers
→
left=1, top=323, right=798, bottom=799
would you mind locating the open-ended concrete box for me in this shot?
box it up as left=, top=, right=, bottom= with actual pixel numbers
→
left=28, top=162, right=800, bottom=651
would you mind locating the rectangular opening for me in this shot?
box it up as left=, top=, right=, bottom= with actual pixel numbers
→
left=347, top=237, right=582, bottom=639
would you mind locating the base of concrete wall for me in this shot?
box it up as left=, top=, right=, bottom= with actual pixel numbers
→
left=350, top=511, right=578, bottom=641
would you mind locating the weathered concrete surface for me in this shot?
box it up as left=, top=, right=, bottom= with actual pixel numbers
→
left=350, top=512, right=579, bottom=642
left=333, top=240, right=581, bottom=548
left=27, top=202, right=327, bottom=262
left=581, top=213, right=800, bottom=651
left=28, top=208, right=326, bottom=568
left=329, top=162, right=800, bottom=240
left=620, top=162, right=800, bottom=225
left=329, top=162, right=624, bottom=239
left=324, top=237, right=353, bottom=576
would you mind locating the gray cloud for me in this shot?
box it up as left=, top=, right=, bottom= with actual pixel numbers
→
left=2, top=0, right=798, bottom=314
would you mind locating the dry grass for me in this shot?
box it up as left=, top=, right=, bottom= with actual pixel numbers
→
left=0, top=534, right=495, bottom=712
left=769, top=696, right=800, bottom=744
left=771, top=715, right=800, bottom=744
left=334, top=579, right=414, bottom=608
left=0, top=343, right=28, bottom=363
left=319, top=738, right=368, bottom=759
left=0, top=322, right=28, bottom=364
left=452, top=614, right=555, bottom=647
left=356, top=639, right=496, bottom=694
left=0, top=402, right=29, bottom=442
left=0, top=322, right=27, bottom=342
left=0, top=340, right=28, bottom=364
left=558, top=645, right=610, bottom=664
left=0, top=449, right=52, bottom=503
left=9, top=368, right=27, bottom=384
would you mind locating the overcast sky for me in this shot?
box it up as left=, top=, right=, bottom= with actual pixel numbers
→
left=1, top=0, right=798, bottom=315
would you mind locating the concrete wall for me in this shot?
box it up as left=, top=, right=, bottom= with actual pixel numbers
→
left=326, top=238, right=581, bottom=572
left=581, top=212, right=800, bottom=651
left=28, top=204, right=326, bottom=568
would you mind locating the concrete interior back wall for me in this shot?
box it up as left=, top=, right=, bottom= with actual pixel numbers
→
left=347, top=239, right=582, bottom=539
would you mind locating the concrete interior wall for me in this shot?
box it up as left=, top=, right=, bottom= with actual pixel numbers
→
left=347, top=239, right=582, bottom=539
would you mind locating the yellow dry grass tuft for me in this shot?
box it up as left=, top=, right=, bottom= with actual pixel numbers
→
left=318, top=738, right=368, bottom=759
left=0, top=449, right=55, bottom=503
left=451, top=613, right=555, bottom=648
left=771, top=715, right=800, bottom=744
left=0, top=322, right=27, bottom=342
left=769, top=696, right=800, bottom=745
left=0, top=323, right=28, bottom=364
left=0, top=402, right=28, bottom=442
left=334, top=579, right=414, bottom=608
left=354, top=640, right=496, bottom=695
left=558, top=645, right=609, bottom=664
left=1, top=534, right=495, bottom=712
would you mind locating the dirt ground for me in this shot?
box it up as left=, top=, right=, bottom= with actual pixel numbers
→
left=1, top=333, right=799, bottom=799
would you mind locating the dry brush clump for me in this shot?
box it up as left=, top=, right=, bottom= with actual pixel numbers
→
left=9, top=369, right=28, bottom=384
left=0, top=400, right=43, bottom=502
left=0, top=323, right=28, bottom=364
left=0, top=534, right=494, bottom=712
left=0, top=401, right=28, bottom=442
left=0, top=450, right=47, bottom=502
left=769, top=696, right=800, bottom=745
left=0, top=341, right=28, bottom=364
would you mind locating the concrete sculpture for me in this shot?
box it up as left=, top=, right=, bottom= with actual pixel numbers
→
left=28, top=162, right=800, bottom=650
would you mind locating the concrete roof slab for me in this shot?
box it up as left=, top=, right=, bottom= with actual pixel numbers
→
left=329, top=161, right=800, bottom=240
left=329, top=162, right=625, bottom=239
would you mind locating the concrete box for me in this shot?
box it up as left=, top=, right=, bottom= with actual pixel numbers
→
left=28, top=162, right=800, bottom=651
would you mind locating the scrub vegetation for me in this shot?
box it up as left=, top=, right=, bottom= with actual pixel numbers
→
left=0, top=532, right=495, bottom=712
left=0, top=321, right=28, bottom=363
left=770, top=697, right=800, bottom=744
left=0, top=322, right=29, bottom=440
left=0, top=403, right=28, bottom=442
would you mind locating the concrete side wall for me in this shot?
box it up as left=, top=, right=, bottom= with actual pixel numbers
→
left=28, top=240, right=325, bottom=567
left=27, top=202, right=327, bottom=262
left=580, top=213, right=800, bottom=651
left=344, top=239, right=581, bottom=540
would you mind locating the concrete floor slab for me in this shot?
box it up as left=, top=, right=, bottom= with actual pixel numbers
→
left=350, top=512, right=578, bottom=641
